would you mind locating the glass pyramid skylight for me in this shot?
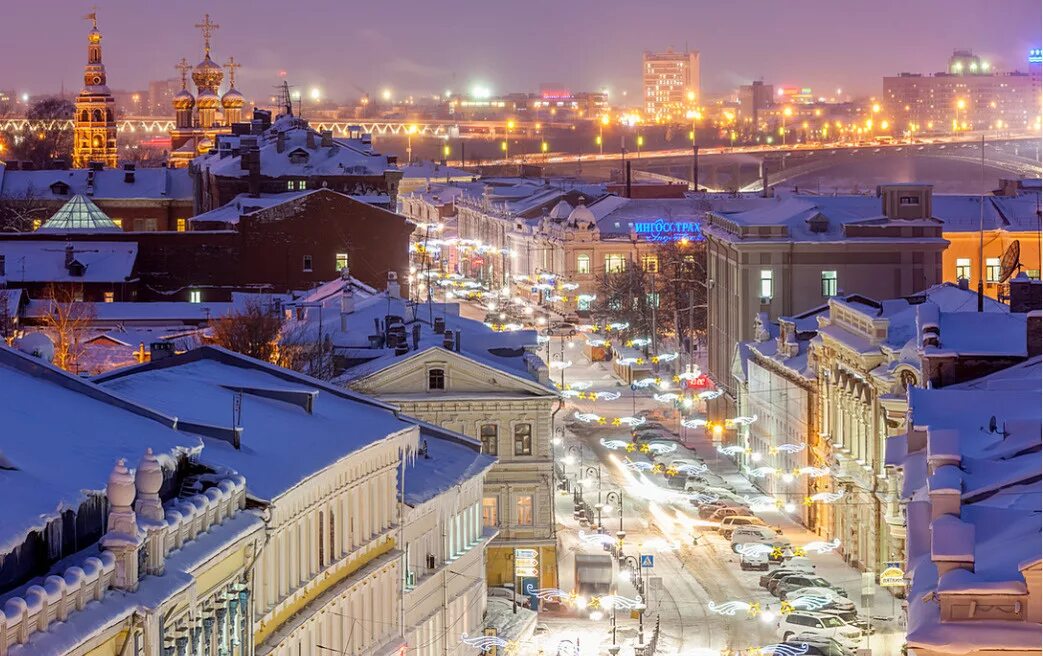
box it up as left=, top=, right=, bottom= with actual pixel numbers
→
left=37, top=194, right=121, bottom=232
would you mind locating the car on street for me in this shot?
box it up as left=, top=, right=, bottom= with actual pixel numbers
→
left=718, top=515, right=767, bottom=538
left=739, top=549, right=770, bottom=571
left=777, top=611, right=862, bottom=648
left=547, top=322, right=577, bottom=336
left=694, top=497, right=750, bottom=517
left=781, top=636, right=856, bottom=656
left=709, top=506, right=750, bottom=522
left=781, top=586, right=857, bottom=618
left=773, top=573, right=848, bottom=598
left=760, top=566, right=817, bottom=590
left=730, top=526, right=788, bottom=552
left=685, top=471, right=733, bottom=491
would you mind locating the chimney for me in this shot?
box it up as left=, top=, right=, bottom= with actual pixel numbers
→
left=277, top=131, right=286, bottom=153
left=443, top=329, right=454, bottom=350
left=149, top=342, right=175, bottom=361
left=1027, top=310, right=1041, bottom=357
left=411, top=322, right=420, bottom=350
left=123, top=163, right=136, bottom=184
left=625, top=161, right=632, bottom=198
left=243, top=148, right=261, bottom=198
left=340, top=265, right=351, bottom=281
left=957, top=277, right=969, bottom=291
left=306, top=131, right=316, bottom=149
left=1008, top=273, right=1041, bottom=313
left=386, top=271, right=401, bottom=298
left=454, top=329, right=461, bottom=353
left=433, top=316, right=446, bottom=334
left=64, top=244, right=75, bottom=268
left=321, top=130, right=333, bottom=147
left=340, top=284, right=355, bottom=331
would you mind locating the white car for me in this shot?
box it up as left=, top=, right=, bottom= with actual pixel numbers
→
left=718, top=515, right=767, bottom=538
left=777, top=610, right=862, bottom=648
left=739, top=549, right=770, bottom=571
left=786, top=586, right=858, bottom=621
left=730, top=526, right=787, bottom=552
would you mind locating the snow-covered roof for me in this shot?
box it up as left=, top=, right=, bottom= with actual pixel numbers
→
left=400, top=160, right=472, bottom=180
left=897, top=357, right=1042, bottom=653
left=293, top=289, right=550, bottom=388
left=23, top=300, right=233, bottom=324
left=196, top=117, right=395, bottom=179
left=0, top=165, right=192, bottom=201
left=95, top=346, right=421, bottom=502
left=37, top=194, right=121, bottom=232
left=0, top=346, right=202, bottom=555
left=187, top=190, right=316, bottom=225
left=0, top=241, right=137, bottom=284
left=405, top=430, right=494, bottom=506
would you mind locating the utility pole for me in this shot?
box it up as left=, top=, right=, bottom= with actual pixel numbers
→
left=977, top=134, right=985, bottom=312
left=692, top=144, right=699, bottom=191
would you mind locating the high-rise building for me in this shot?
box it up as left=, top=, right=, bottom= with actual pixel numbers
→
left=642, top=49, right=699, bottom=121
left=883, top=49, right=1042, bottom=134
left=147, top=77, right=180, bottom=115
left=739, top=80, right=774, bottom=131
left=72, top=13, right=117, bottom=168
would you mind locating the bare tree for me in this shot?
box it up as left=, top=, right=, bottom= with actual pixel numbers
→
left=39, top=284, right=95, bottom=372
left=593, top=261, right=657, bottom=341
left=209, top=301, right=283, bottom=362
left=655, top=239, right=708, bottom=353
left=10, top=97, right=75, bottom=169
left=0, top=184, right=52, bottom=232
left=278, top=322, right=336, bottom=380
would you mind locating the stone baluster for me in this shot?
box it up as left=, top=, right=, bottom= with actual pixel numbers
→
left=101, top=459, right=143, bottom=591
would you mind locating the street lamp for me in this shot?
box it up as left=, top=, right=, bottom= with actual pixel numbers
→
left=406, top=124, right=418, bottom=164
left=606, top=489, right=625, bottom=537
left=599, top=114, right=609, bottom=156
left=955, top=98, right=966, bottom=134
left=583, top=465, right=603, bottom=528
left=504, top=119, right=515, bottom=160
left=619, top=555, right=646, bottom=644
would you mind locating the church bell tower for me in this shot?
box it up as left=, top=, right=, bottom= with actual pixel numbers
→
left=72, top=12, right=117, bottom=168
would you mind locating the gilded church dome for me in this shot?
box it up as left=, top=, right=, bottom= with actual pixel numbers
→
left=192, top=55, right=224, bottom=93
left=173, top=88, right=195, bottom=111
left=221, top=87, right=245, bottom=109
left=195, top=87, right=220, bottom=109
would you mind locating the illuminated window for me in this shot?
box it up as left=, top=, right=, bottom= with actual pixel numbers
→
left=516, top=495, right=533, bottom=526
left=111, top=218, right=122, bottom=229
left=176, top=218, right=186, bottom=232
left=103, top=291, right=114, bottom=303
left=821, top=271, right=838, bottom=297
left=335, top=253, right=349, bottom=271
left=576, top=254, right=591, bottom=274
left=647, top=292, right=660, bottom=307
left=1027, top=270, right=1041, bottom=280
left=428, top=368, right=445, bottom=390
left=514, top=423, right=532, bottom=456
left=605, top=254, right=627, bottom=273
left=578, top=297, right=591, bottom=311
left=985, top=257, right=1001, bottom=283
left=482, top=497, right=498, bottom=527
left=302, top=255, right=313, bottom=272
left=759, top=270, right=774, bottom=299
left=641, top=255, right=659, bottom=272
left=955, top=258, right=972, bottom=280
left=32, top=219, right=42, bottom=231
left=189, top=290, right=202, bottom=303
left=480, top=424, right=498, bottom=455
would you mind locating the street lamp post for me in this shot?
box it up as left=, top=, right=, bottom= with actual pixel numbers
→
left=620, top=555, right=646, bottom=645
left=606, top=489, right=625, bottom=539
left=583, top=465, right=603, bottom=529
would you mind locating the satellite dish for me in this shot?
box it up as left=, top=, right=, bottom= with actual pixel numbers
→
left=998, top=240, right=1021, bottom=284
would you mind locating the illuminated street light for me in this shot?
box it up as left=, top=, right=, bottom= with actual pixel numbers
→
left=381, top=88, right=392, bottom=101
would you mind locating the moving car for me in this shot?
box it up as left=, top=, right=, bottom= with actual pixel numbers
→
left=718, top=515, right=767, bottom=538
left=547, top=322, right=577, bottom=337
left=777, top=611, right=861, bottom=648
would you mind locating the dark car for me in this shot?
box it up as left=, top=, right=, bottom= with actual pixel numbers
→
left=787, top=635, right=856, bottom=656
left=773, top=574, right=847, bottom=598
left=760, top=567, right=809, bottom=590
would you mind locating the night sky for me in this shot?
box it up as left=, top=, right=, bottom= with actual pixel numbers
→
left=2, top=0, right=1040, bottom=102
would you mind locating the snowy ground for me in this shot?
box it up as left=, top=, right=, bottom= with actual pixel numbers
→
left=530, top=331, right=906, bottom=656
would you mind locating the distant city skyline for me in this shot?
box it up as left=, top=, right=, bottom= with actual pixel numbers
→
left=0, top=0, right=1039, bottom=105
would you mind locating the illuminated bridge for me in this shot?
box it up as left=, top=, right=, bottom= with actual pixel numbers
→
left=0, top=116, right=575, bottom=138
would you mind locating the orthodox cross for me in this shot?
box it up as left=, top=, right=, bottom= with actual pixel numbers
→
left=195, top=14, right=220, bottom=55
left=224, top=56, right=241, bottom=88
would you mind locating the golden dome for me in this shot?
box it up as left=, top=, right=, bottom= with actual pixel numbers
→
left=221, top=87, right=245, bottom=109
left=192, top=55, right=223, bottom=93
left=88, top=28, right=102, bottom=45
left=173, top=88, right=195, bottom=111
left=195, top=88, right=220, bottom=109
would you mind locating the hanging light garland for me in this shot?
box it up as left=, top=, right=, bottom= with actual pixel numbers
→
left=646, top=442, right=678, bottom=455
left=676, top=462, right=710, bottom=476
left=802, top=538, right=842, bottom=554
left=806, top=491, right=844, bottom=504
left=572, top=412, right=647, bottom=427
left=579, top=531, right=617, bottom=547
left=774, top=443, right=807, bottom=454
left=599, top=438, right=630, bottom=450
left=548, top=360, right=573, bottom=370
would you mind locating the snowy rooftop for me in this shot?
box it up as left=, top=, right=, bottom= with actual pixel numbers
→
left=23, top=300, right=234, bottom=324
left=898, top=357, right=1042, bottom=652
left=95, top=346, right=421, bottom=502
left=0, top=165, right=193, bottom=201
left=0, top=346, right=202, bottom=555
left=196, top=116, right=396, bottom=179
left=0, top=241, right=137, bottom=284
left=400, top=160, right=472, bottom=181
left=187, top=190, right=316, bottom=225
left=404, top=430, right=494, bottom=506
left=292, top=288, right=550, bottom=388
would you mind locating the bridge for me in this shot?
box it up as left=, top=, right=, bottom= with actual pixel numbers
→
left=0, top=116, right=576, bottom=138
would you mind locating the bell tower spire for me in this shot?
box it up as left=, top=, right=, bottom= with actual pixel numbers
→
left=73, top=11, right=117, bottom=168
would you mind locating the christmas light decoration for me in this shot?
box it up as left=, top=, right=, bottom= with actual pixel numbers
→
left=616, top=357, right=645, bottom=366
left=574, top=412, right=601, bottom=422
left=798, top=466, right=832, bottom=477
left=537, top=335, right=550, bottom=344
left=579, top=531, right=617, bottom=547
left=735, top=543, right=775, bottom=557
left=775, top=443, right=806, bottom=454
left=698, top=389, right=724, bottom=400
left=758, top=644, right=810, bottom=656
left=560, top=283, right=580, bottom=291
left=598, top=594, right=645, bottom=610
left=682, top=418, right=708, bottom=429
left=586, top=338, right=609, bottom=347
left=654, top=352, right=679, bottom=362
left=717, top=445, right=746, bottom=456
left=531, top=588, right=571, bottom=602
left=707, top=600, right=754, bottom=616
left=652, top=392, right=681, bottom=403
left=549, top=360, right=572, bottom=370
left=599, top=438, right=630, bottom=450
left=646, top=442, right=677, bottom=455
left=627, top=338, right=652, bottom=347
left=565, top=382, right=593, bottom=390
left=788, top=594, right=833, bottom=611
left=619, top=416, right=647, bottom=427
left=625, top=461, right=654, bottom=471
left=461, top=633, right=513, bottom=650
left=547, top=295, right=567, bottom=302
left=687, top=491, right=720, bottom=504
left=675, top=462, right=709, bottom=475
left=802, top=538, right=842, bottom=554
left=745, top=466, right=777, bottom=479
left=743, top=495, right=779, bottom=512
left=729, top=414, right=759, bottom=426
left=606, top=322, right=630, bottom=331
left=808, top=491, right=844, bottom=504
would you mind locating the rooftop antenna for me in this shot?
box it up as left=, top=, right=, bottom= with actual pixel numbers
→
left=977, top=134, right=985, bottom=312
left=274, top=80, right=295, bottom=116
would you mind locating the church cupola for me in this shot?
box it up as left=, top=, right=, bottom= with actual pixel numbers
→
left=220, top=56, right=245, bottom=125
left=172, top=58, right=196, bottom=129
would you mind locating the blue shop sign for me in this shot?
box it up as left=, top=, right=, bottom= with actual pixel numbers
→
left=633, top=220, right=705, bottom=243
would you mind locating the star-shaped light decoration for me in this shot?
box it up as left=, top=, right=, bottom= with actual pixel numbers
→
left=652, top=463, right=664, bottom=474
left=673, top=375, right=681, bottom=383
left=596, top=417, right=607, bottom=425
left=746, top=602, right=761, bottom=618
left=588, top=595, right=601, bottom=610
left=639, top=444, right=651, bottom=453
left=792, top=546, right=806, bottom=557
left=768, top=447, right=779, bottom=456
left=803, top=496, right=813, bottom=506
left=625, top=340, right=634, bottom=347
left=771, top=546, right=785, bottom=560
left=651, top=356, right=660, bottom=364
left=636, top=358, right=645, bottom=365
left=625, top=443, right=637, bottom=453
left=665, top=466, right=679, bottom=477
left=611, top=418, right=622, bottom=426
left=779, top=601, right=795, bottom=616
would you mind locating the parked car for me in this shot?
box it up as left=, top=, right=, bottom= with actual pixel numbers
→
left=781, top=636, right=855, bottom=656
left=777, top=611, right=861, bottom=648
left=782, top=586, right=856, bottom=618
left=695, top=498, right=750, bottom=518
left=739, top=549, right=770, bottom=571
left=547, top=322, right=577, bottom=337
left=718, top=515, right=767, bottom=538
left=780, top=556, right=816, bottom=572
left=709, top=506, right=749, bottom=522
left=773, top=573, right=847, bottom=599
left=730, top=526, right=789, bottom=552
left=761, top=567, right=815, bottom=590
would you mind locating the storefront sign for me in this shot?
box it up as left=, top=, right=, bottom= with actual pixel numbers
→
left=633, top=220, right=705, bottom=243
left=879, top=563, right=906, bottom=587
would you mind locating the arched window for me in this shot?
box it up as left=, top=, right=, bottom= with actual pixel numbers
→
left=92, top=109, right=102, bottom=122
left=328, top=510, right=336, bottom=559
left=105, top=109, right=113, bottom=122
left=80, top=110, right=89, bottom=122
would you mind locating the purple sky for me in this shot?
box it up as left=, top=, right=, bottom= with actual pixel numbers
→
left=2, top=0, right=1040, bottom=103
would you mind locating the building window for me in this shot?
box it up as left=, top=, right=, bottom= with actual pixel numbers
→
left=821, top=271, right=838, bottom=297
left=428, top=368, right=446, bottom=390
left=641, top=255, right=659, bottom=272
left=899, top=195, right=920, bottom=206
left=605, top=254, right=627, bottom=273
left=955, top=258, right=972, bottom=281
left=759, top=269, right=773, bottom=299
left=576, top=254, right=591, bottom=274
left=103, top=291, right=114, bottom=303
left=646, top=292, right=660, bottom=308
left=111, top=218, right=122, bottom=229
left=329, top=511, right=336, bottom=559
left=480, top=424, right=498, bottom=455
left=985, top=257, right=1001, bottom=283
left=335, top=253, right=349, bottom=271
left=514, top=423, right=532, bottom=456
left=516, top=495, right=533, bottom=526
left=176, top=218, right=186, bottom=232
left=302, top=255, right=313, bottom=272
left=1027, top=269, right=1041, bottom=280
left=0, top=255, right=4, bottom=276
left=482, top=497, right=498, bottom=527
left=189, top=290, right=202, bottom=303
